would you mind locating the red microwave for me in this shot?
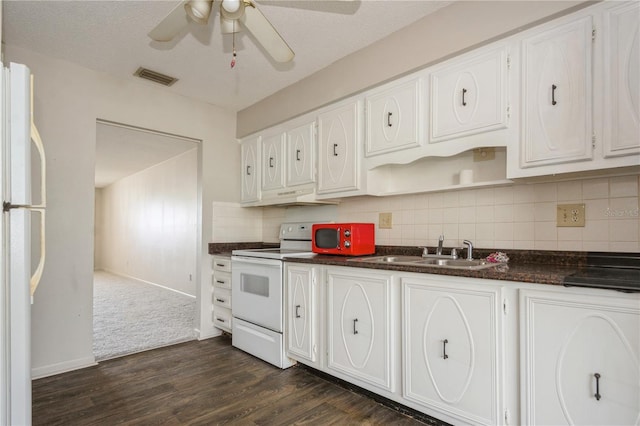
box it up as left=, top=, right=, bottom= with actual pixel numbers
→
left=312, top=223, right=375, bottom=256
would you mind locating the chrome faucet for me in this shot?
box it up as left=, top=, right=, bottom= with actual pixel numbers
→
left=462, top=240, right=473, bottom=260
left=436, top=235, right=444, bottom=256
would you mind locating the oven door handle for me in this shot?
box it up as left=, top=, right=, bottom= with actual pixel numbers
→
left=231, top=256, right=283, bottom=267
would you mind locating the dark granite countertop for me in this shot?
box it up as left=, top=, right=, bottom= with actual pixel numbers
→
left=209, top=242, right=639, bottom=289
left=283, top=249, right=581, bottom=286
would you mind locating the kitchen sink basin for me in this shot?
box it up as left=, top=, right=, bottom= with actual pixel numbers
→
left=347, top=255, right=503, bottom=270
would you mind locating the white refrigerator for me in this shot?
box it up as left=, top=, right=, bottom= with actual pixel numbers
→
left=0, top=62, right=47, bottom=426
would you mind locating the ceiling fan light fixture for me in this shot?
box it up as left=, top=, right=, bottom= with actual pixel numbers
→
left=184, top=0, right=213, bottom=25
left=222, top=0, right=241, bottom=14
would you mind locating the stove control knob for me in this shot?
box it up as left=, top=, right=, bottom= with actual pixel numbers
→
left=344, top=230, right=351, bottom=237
left=288, top=226, right=293, bottom=232
left=344, top=241, right=351, bottom=248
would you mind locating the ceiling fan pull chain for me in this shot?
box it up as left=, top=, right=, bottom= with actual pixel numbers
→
left=231, top=20, right=237, bottom=68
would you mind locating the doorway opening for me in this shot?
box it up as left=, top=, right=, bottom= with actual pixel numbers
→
left=93, top=119, right=201, bottom=361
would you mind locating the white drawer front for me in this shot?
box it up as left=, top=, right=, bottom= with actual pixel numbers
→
left=212, top=271, right=231, bottom=289
left=213, top=308, right=232, bottom=332
left=213, top=288, right=232, bottom=309
left=212, top=256, right=231, bottom=272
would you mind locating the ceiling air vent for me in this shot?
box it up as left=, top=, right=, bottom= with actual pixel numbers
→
left=134, top=67, right=178, bottom=87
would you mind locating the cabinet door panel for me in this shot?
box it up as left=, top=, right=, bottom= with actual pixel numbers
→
left=261, top=133, right=285, bottom=191
left=403, top=278, right=502, bottom=425
left=366, top=78, right=422, bottom=156
left=286, top=122, right=315, bottom=186
left=240, top=136, right=260, bottom=203
left=287, top=265, right=316, bottom=362
left=317, top=101, right=361, bottom=194
left=431, top=47, right=508, bottom=142
left=521, top=290, right=640, bottom=426
left=327, top=269, right=392, bottom=391
left=604, top=2, right=640, bottom=157
left=521, top=16, right=593, bottom=167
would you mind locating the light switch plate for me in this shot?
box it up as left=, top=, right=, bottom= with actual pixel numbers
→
left=557, top=203, right=586, bottom=227
left=379, top=212, right=392, bottom=229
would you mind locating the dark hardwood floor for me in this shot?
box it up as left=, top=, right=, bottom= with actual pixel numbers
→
left=32, top=335, right=434, bottom=425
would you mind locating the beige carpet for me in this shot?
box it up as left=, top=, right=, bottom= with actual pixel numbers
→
left=93, top=271, right=196, bottom=361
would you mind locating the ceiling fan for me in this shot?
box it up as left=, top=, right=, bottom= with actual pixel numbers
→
left=148, top=0, right=295, bottom=64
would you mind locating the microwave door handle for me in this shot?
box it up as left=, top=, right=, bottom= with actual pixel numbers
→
left=336, top=227, right=341, bottom=249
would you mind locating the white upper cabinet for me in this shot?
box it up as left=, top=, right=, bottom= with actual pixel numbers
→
left=365, top=77, right=423, bottom=156
left=520, top=288, right=640, bottom=426
left=603, top=1, right=640, bottom=158
left=261, top=131, right=285, bottom=191
left=286, top=121, right=315, bottom=187
left=430, top=46, right=509, bottom=143
left=240, top=136, right=260, bottom=203
left=519, top=15, right=594, bottom=169
left=317, top=99, right=363, bottom=195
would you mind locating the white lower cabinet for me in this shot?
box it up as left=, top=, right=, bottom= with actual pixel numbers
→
left=211, top=255, right=232, bottom=333
left=286, top=264, right=318, bottom=364
left=327, top=268, right=393, bottom=392
left=520, top=288, right=640, bottom=425
left=402, top=276, right=504, bottom=425
left=283, top=262, right=640, bottom=425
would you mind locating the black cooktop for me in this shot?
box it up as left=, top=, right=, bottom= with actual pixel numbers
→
left=563, top=252, right=640, bottom=293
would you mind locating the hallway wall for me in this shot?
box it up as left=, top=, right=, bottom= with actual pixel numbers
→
left=98, top=149, right=198, bottom=296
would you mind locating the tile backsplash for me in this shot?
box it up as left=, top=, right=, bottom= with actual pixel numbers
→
left=213, top=174, right=640, bottom=252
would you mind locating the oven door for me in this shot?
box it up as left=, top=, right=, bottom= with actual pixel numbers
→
left=232, top=256, right=284, bottom=333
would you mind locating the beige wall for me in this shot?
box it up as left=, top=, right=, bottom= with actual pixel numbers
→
left=237, top=1, right=592, bottom=137
left=99, top=149, right=198, bottom=296
left=215, top=175, right=638, bottom=252
left=4, top=44, right=238, bottom=378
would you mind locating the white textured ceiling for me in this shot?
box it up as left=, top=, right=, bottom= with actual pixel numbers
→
left=95, top=122, right=198, bottom=188
left=3, top=0, right=451, bottom=112
left=4, top=0, right=451, bottom=187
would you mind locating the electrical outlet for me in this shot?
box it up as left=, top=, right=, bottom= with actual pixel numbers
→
left=379, top=212, right=392, bottom=229
left=557, top=203, right=586, bottom=227
left=473, top=147, right=496, bottom=162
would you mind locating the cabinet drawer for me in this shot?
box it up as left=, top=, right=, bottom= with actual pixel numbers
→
left=213, top=288, right=232, bottom=309
left=212, top=271, right=231, bottom=289
left=213, top=308, right=232, bottom=332
left=212, top=256, right=231, bottom=272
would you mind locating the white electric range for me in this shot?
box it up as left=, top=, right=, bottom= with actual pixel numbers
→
left=231, top=222, right=316, bottom=369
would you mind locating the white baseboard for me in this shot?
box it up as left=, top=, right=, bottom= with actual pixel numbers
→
left=101, top=269, right=196, bottom=299
left=32, top=356, right=97, bottom=380
left=197, top=327, right=222, bottom=340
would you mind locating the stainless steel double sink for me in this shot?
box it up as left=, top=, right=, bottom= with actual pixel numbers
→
left=347, top=255, right=503, bottom=270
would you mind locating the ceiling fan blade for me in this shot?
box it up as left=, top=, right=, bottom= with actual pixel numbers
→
left=148, top=1, right=190, bottom=42
left=240, top=2, right=294, bottom=63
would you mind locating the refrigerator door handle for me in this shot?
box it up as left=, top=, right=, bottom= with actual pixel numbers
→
left=29, top=121, right=46, bottom=297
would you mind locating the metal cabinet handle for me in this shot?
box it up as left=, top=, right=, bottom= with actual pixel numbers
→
left=443, top=339, right=449, bottom=359
left=216, top=263, right=225, bottom=267
left=462, top=88, right=467, bottom=106
left=296, top=149, right=301, bottom=161
left=333, top=143, right=338, bottom=156
left=387, top=111, right=393, bottom=127
left=353, top=318, right=359, bottom=334
left=269, top=157, right=274, bottom=168
left=295, top=305, right=301, bottom=318
left=552, top=84, right=557, bottom=106
left=215, top=298, right=226, bottom=303
left=246, top=165, right=251, bottom=176
left=216, top=280, right=225, bottom=284
left=594, top=373, right=601, bottom=401
left=216, top=318, right=226, bottom=323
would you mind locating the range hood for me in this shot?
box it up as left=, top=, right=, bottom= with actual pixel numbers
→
left=247, top=186, right=339, bottom=207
